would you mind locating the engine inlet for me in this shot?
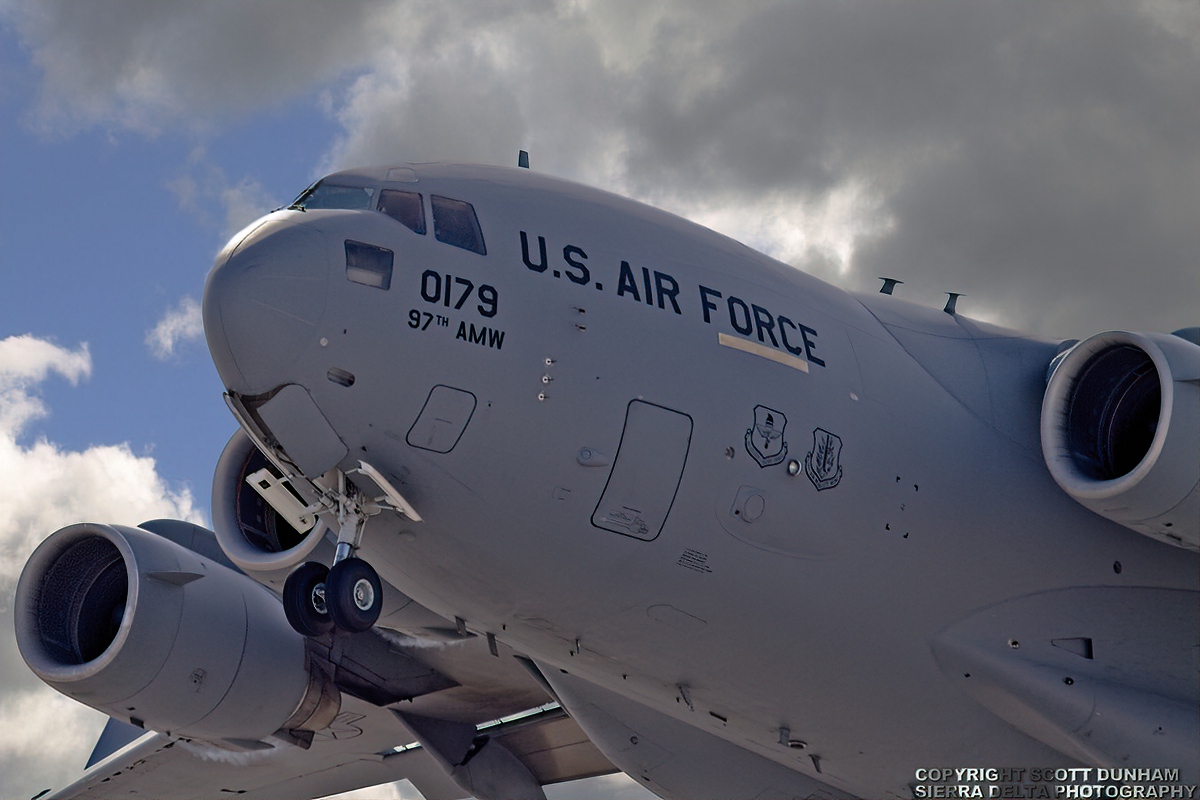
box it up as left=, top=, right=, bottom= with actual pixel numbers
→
left=22, top=531, right=129, bottom=668
left=1065, top=344, right=1160, bottom=481
left=1042, top=330, right=1199, bottom=550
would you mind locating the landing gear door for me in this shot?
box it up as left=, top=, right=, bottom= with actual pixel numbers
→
left=591, top=400, right=693, bottom=541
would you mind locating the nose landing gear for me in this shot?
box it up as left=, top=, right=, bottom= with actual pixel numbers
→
left=280, top=464, right=417, bottom=637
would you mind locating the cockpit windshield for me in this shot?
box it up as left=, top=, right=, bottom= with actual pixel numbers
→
left=289, top=176, right=486, bottom=256
left=290, top=181, right=375, bottom=211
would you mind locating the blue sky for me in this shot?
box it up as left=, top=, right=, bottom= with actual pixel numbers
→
left=0, top=2, right=1196, bottom=797
left=0, top=52, right=340, bottom=502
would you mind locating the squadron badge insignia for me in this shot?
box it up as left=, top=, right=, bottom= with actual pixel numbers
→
left=745, top=405, right=788, bottom=468
left=804, top=428, right=843, bottom=490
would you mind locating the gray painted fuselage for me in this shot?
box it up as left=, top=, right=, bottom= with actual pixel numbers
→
left=203, top=164, right=1199, bottom=798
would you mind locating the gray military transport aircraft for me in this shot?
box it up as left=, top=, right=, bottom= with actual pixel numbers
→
left=15, top=162, right=1199, bottom=800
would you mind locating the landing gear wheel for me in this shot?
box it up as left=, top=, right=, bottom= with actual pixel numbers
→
left=283, top=561, right=334, bottom=637
left=326, top=557, right=383, bottom=632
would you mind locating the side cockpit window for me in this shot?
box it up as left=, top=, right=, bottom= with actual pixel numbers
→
left=292, top=182, right=375, bottom=210
left=377, top=190, right=426, bottom=235
left=431, top=195, right=486, bottom=255
left=345, top=240, right=393, bottom=290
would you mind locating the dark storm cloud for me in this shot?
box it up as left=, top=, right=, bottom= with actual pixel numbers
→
left=4, top=0, right=391, bottom=133
left=323, top=0, right=1198, bottom=335
left=608, top=1, right=1199, bottom=335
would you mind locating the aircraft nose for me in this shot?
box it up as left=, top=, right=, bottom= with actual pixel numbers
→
left=203, top=219, right=331, bottom=395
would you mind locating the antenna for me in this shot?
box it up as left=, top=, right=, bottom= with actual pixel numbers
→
left=518, top=150, right=530, bottom=169
left=943, top=292, right=964, bottom=314
left=879, top=278, right=903, bottom=295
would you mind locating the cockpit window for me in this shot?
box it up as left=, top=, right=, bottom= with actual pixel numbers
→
left=377, top=190, right=425, bottom=235
left=431, top=195, right=486, bottom=255
left=345, top=240, right=393, bottom=290
left=292, top=182, right=375, bottom=211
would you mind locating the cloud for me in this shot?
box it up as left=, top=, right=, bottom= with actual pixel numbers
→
left=0, top=691, right=107, bottom=794
left=3, top=0, right=389, bottom=136
left=5, top=0, right=1195, bottom=335
left=0, top=335, right=202, bottom=799
left=0, top=334, right=91, bottom=432
left=312, top=0, right=1199, bottom=338
left=319, top=2, right=618, bottom=180
left=221, top=177, right=278, bottom=238
left=146, top=296, right=204, bottom=360
left=168, top=146, right=279, bottom=240
left=0, top=332, right=201, bottom=598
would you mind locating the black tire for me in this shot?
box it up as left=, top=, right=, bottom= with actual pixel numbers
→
left=326, top=558, right=383, bottom=632
left=283, top=561, right=334, bottom=637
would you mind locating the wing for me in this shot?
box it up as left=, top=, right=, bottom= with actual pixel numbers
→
left=47, top=696, right=615, bottom=800
left=47, top=695, right=463, bottom=800
left=39, top=627, right=617, bottom=800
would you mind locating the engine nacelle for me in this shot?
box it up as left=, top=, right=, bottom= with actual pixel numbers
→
left=1042, top=330, right=1200, bottom=550
left=212, top=427, right=330, bottom=577
left=15, top=523, right=340, bottom=741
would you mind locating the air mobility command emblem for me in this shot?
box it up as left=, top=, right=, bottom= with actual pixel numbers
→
left=746, top=405, right=788, bottom=467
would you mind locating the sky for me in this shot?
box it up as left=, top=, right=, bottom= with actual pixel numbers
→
left=0, top=1, right=1196, bottom=797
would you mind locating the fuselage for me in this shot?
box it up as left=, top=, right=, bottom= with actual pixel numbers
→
left=202, top=163, right=1199, bottom=797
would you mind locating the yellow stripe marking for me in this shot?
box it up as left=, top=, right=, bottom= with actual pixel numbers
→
left=718, top=333, right=810, bottom=373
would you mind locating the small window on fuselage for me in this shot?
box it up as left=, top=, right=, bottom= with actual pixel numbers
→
left=377, top=190, right=425, bottom=235
left=431, top=195, right=486, bottom=255
left=345, top=240, right=393, bottom=290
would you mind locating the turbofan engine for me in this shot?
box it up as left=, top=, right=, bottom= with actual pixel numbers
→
left=1041, top=330, right=1199, bottom=550
left=211, top=427, right=333, bottom=583
left=14, top=523, right=340, bottom=741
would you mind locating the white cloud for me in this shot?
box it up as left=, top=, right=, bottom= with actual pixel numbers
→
left=319, top=2, right=629, bottom=186
left=0, top=334, right=202, bottom=798
left=0, top=333, right=90, bottom=432
left=675, top=179, right=896, bottom=285
left=168, top=146, right=278, bottom=240
left=321, top=33, right=528, bottom=175
left=0, top=689, right=108, bottom=795
left=146, top=296, right=205, bottom=361
left=0, top=334, right=202, bottom=587
left=221, top=177, right=277, bottom=238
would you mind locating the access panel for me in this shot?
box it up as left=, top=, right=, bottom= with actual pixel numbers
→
left=406, top=385, right=477, bottom=453
left=592, top=400, right=693, bottom=541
